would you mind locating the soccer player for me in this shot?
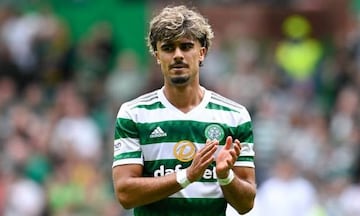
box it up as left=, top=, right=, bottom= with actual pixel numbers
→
left=112, top=5, right=256, bottom=215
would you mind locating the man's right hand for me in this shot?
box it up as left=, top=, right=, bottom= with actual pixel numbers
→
left=186, top=139, right=218, bottom=182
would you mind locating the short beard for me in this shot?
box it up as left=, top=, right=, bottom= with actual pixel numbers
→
left=170, top=76, right=190, bottom=85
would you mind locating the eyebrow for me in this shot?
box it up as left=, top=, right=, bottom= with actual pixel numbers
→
left=160, top=41, right=195, bottom=48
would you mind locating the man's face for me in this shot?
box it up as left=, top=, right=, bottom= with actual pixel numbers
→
left=155, top=37, right=206, bottom=86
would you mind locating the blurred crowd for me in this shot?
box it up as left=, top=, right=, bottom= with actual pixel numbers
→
left=0, top=2, right=360, bottom=216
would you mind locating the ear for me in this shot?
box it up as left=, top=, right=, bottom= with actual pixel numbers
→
left=199, top=47, right=206, bottom=62
left=155, top=51, right=160, bottom=64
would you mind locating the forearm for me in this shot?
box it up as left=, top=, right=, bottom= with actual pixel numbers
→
left=221, top=176, right=256, bottom=214
left=217, top=167, right=256, bottom=215
left=113, top=172, right=183, bottom=209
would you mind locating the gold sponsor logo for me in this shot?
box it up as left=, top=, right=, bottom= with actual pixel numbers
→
left=173, top=140, right=196, bottom=162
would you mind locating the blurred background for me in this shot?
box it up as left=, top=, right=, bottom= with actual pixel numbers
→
left=0, top=0, right=359, bottom=215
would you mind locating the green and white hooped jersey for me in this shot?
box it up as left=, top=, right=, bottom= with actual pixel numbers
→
left=113, top=87, right=255, bottom=216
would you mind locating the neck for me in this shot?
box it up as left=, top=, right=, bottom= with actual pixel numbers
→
left=163, top=85, right=204, bottom=113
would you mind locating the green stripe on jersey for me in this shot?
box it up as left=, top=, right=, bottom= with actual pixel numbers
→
left=113, top=151, right=141, bottom=161
left=144, top=159, right=218, bottom=182
left=134, top=197, right=227, bottom=216
left=115, top=118, right=138, bottom=139
left=115, top=119, right=253, bottom=144
left=205, top=102, right=239, bottom=113
left=238, top=155, right=254, bottom=162
left=133, top=101, right=165, bottom=110
left=143, top=159, right=191, bottom=176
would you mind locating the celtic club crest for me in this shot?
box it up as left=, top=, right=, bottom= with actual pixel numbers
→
left=205, top=124, right=224, bottom=141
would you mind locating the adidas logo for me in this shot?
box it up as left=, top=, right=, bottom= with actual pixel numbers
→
left=150, top=126, right=167, bottom=138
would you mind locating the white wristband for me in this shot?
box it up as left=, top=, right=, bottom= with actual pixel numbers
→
left=218, top=170, right=235, bottom=186
left=176, top=169, right=191, bottom=188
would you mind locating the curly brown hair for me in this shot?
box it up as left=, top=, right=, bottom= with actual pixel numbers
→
left=147, top=5, right=214, bottom=56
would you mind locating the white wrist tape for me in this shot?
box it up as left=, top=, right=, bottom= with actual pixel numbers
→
left=176, top=169, right=191, bottom=188
left=218, top=169, right=235, bottom=186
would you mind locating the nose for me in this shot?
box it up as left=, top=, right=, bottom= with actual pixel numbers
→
left=173, top=47, right=184, bottom=61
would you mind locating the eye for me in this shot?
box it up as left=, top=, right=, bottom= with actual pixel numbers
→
left=180, top=43, right=194, bottom=51
left=161, top=45, right=174, bottom=52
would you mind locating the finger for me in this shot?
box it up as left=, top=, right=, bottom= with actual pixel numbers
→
left=203, top=152, right=216, bottom=166
left=234, top=139, right=241, bottom=155
left=200, top=140, right=216, bottom=152
left=230, top=150, right=238, bottom=162
left=203, top=143, right=218, bottom=160
left=198, top=140, right=218, bottom=160
left=223, top=136, right=233, bottom=150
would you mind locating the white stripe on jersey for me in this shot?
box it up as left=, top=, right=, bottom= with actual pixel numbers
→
left=141, top=142, right=201, bottom=160
left=114, top=137, right=140, bottom=155
left=140, top=142, right=254, bottom=161
left=169, top=182, right=223, bottom=198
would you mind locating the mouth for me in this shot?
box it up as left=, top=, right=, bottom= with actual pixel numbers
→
left=170, top=63, right=188, bottom=69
